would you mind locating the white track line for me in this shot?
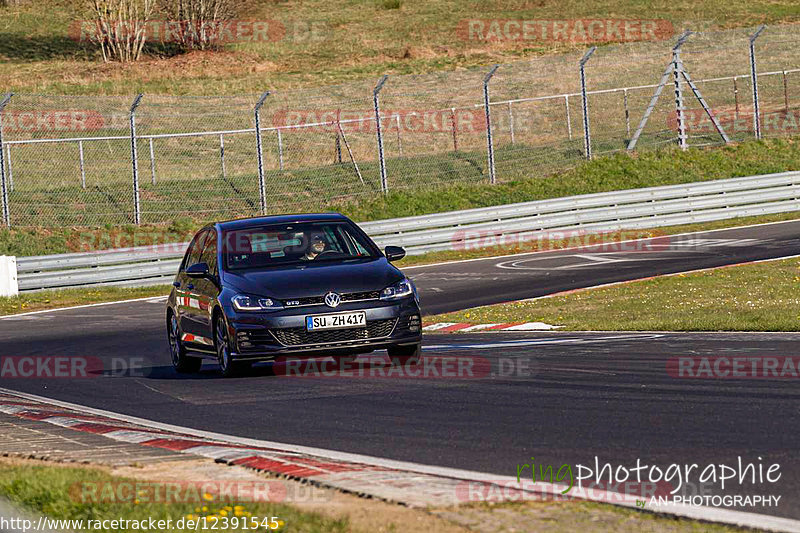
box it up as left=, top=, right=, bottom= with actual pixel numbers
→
left=520, top=253, right=800, bottom=304
left=403, top=217, right=800, bottom=270
left=1, top=387, right=798, bottom=532
left=0, top=296, right=167, bottom=320
left=2, top=218, right=799, bottom=319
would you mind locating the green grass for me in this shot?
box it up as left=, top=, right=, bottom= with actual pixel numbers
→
left=1, top=212, right=799, bottom=317
left=0, top=285, right=169, bottom=316
left=427, top=257, right=800, bottom=331
left=2, top=136, right=799, bottom=254
left=0, top=462, right=348, bottom=533
left=398, top=211, right=800, bottom=267
left=1, top=0, right=799, bottom=94
left=0, top=460, right=755, bottom=533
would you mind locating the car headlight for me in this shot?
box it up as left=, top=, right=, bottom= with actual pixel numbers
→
left=380, top=278, right=415, bottom=301
left=231, top=294, right=284, bottom=312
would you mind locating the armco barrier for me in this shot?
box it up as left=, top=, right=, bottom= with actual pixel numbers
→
left=10, top=170, right=800, bottom=292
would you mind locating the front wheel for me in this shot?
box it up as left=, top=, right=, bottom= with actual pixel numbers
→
left=388, top=343, right=421, bottom=366
left=169, top=313, right=202, bottom=374
left=216, top=314, right=245, bottom=378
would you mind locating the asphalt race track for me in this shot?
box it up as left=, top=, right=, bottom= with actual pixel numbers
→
left=411, top=219, right=800, bottom=314
left=2, top=220, right=800, bottom=520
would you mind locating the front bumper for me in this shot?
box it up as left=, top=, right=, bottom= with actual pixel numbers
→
left=224, top=297, right=422, bottom=361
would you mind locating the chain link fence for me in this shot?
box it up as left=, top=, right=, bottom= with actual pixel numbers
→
left=1, top=24, right=799, bottom=227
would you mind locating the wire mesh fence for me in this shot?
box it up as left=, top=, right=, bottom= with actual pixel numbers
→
left=1, top=24, right=799, bottom=227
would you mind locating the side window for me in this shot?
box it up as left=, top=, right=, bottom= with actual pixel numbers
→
left=182, top=230, right=208, bottom=271
left=200, top=230, right=218, bottom=276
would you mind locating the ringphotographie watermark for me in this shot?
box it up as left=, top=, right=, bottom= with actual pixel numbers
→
left=457, top=19, right=674, bottom=43
left=507, top=456, right=783, bottom=509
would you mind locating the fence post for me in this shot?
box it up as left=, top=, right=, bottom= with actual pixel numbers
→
left=6, top=143, right=12, bottom=193
left=450, top=108, right=459, bottom=152
left=673, top=49, right=687, bottom=150
left=627, top=30, right=692, bottom=151
left=148, top=137, right=156, bottom=185
left=0, top=92, right=12, bottom=227
left=276, top=128, right=284, bottom=171
left=483, top=65, right=499, bottom=184
left=373, top=75, right=389, bottom=194
left=254, top=91, right=270, bottom=215
left=507, top=102, right=515, bottom=144
left=79, top=140, right=86, bottom=189
left=672, top=32, right=692, bottom=150
left=219, top=134, right=227, bottom=179
left=749, top=25, right=766, bottom=139
left=579, top=47, right=596, bottom=160
left=623, top=89, right=631, bottom=137
left=395, top=114, right=403, bottom=157
left=564, top=95, right=572, bottom=140
left=129, top=94, right=144, bottom=225
left=733, top=77, right=740, bottom=119
left=783, top=70, right=789, bottom=113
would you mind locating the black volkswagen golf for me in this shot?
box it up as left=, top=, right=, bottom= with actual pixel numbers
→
left=166, top=213, right=422, bottom=376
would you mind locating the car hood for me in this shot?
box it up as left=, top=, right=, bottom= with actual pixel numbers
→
left=222, top=258, right=404, bottom=299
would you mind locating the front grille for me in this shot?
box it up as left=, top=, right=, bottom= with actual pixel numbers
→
left=342, top=290, right=381, bottom=302
left=271, top=319, right=397, bottom=347
left=285, top=290, right=381, bottom=307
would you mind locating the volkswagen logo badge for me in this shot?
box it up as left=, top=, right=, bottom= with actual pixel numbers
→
left=324, top=292, right=341, bottom=308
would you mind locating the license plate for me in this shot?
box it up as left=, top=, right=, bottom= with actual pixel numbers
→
left=306, top=311, right=367, bottom=331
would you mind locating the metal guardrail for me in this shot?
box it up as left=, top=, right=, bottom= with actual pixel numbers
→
left=14, top=170, right=800, bottom=291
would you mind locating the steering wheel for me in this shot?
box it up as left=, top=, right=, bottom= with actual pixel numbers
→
left=315, top=250, right=340, bottom=258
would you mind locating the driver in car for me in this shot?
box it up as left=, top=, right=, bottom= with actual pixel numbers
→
left=303, top=234, right=327, bottom=261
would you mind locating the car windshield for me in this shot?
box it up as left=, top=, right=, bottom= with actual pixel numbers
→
left=222, top=221, right=379, bottom=271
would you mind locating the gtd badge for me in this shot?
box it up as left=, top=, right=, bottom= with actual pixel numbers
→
left=324, top=292, right=341, bottom=308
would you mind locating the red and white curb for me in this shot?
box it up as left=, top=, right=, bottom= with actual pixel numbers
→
left=423, top=322, right=563, bottom=332
left=0, top=388, right=798, bottom=532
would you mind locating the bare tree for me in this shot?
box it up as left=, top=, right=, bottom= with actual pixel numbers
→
left=160, top=0, right=238, bottom=51
left=89, top=0, right=155, bottom=62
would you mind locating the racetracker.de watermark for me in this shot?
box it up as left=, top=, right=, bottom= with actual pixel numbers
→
left=71, top=480, right=329, bottom=504
left=668, top=356, right=800, bottom=379
left=455, top=479, right=674, bottom=503
left=668, top=108, right=800, bottom=135
left=0, top=111, right=106, bottom=133
left=457, top=19, right=674, bottom=43
left=271, top=108, right=486, bottom=134
left=68, top=20, right=328, bottom=44
left=272, top=355, right=543, bottom=380
left=449, top=229, right=676, bottom=252
left=0, top=356, right=150, bottom=378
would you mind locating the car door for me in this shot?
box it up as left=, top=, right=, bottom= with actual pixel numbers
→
left=191, top=228, right=220, bottom=343
left=177, top=229, right=209, bottom=339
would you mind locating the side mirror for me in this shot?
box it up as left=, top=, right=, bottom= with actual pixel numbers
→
left=384, top=246, right=406, bottom=262
left=186, top=262, right=210, bottom=278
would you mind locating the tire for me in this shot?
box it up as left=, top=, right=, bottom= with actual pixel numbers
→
left=168, top=312, right=202, bottom=374
left=387, top=343, right=421, bottom=367
left=215, top=314, right=245, bottom=378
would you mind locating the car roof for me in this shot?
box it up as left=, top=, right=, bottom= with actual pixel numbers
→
left=215, top=213, right=351, bottom=231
